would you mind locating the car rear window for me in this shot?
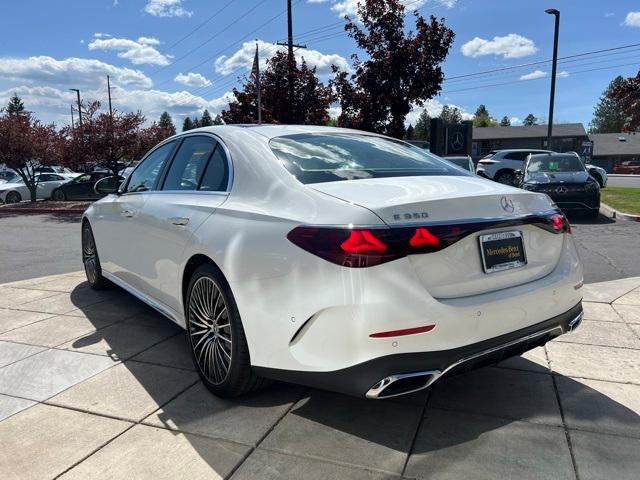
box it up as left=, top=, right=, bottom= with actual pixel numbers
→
left=269, top=133, right=468, bottom=184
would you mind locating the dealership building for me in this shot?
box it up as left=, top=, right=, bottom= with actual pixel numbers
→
left=589, top=132, right=640, bottom=172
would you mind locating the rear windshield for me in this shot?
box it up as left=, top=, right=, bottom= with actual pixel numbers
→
left=269, top=133, right=469, bottom=184
left=527, top=155, right=586, bottom=173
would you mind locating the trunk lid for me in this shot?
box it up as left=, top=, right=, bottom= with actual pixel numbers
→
left=310, top=176, right=564, bottom=298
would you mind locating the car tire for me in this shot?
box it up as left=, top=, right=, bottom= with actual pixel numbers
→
left=5, top=191, right=21, bottom=203
left=186, top=264, right=267, bottom=398
left=81, top=222, right=109, bottom=290
left=52, top=189, right=66, bottom=201
left=494, top=171, right=516, bottom=186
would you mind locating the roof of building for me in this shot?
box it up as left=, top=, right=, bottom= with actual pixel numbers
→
left=589, top=132, right=640, bottom=157
left=472, top=123, right=587, bottom=140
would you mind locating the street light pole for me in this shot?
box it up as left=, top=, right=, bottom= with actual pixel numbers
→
left=69, top=88, right=82, bottom=129
left=545, top=8, right=560, bottom=151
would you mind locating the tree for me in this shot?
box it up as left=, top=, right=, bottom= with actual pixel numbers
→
left=594, top=75, right=632, bottom=132
left=182, top=117, right=195, bottom=132
left=223, top=52, right=333, bottom=124
left=6, top=94, right=25, bottom=116
left=610, top=70, right=640, bottom=132
left=473, top=104, right=498, bottom=127
left=405, top=124, right=415, bottom=140
left=200, top=109, right=213, bottom=127
left=500, top=116, right=511, bottom=127
left=158, top=111, right=176, bottom=136
left=212, top=114, right=224, bottom=125
left=439, top=105, right=462, bottom=124
left=135, top=122, right=174, bottom=159
left=331, top=0, right=454, bottom=138
left=413, top=109, right=430, bottom=140
left=0, top=111, right=63, bottom=202
left=523, top=113, right=538, bottom=126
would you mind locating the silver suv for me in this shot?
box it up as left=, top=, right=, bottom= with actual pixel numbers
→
left=477, top=149, right=552, bottom=185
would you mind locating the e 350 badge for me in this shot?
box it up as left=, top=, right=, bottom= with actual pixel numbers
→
left=392, top=212, right=429, bottom=221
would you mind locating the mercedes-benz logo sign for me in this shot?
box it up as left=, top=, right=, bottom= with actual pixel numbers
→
left=450, top=131, right=464, bottom=151
left=500, top=196, right=515, bottom=213
left=556, top=186, right=568, bottom=194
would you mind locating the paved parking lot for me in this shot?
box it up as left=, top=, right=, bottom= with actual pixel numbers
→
left=0, top=272, right=639, bottom=479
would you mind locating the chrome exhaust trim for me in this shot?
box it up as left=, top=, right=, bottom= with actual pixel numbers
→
left=366, top=325, right=564, bottom=400
left=568, top=312, right=583, bottom=331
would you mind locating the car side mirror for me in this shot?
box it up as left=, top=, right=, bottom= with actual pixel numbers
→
left=514, top=169, right=523, bottom=185
left=94, top=176, right=121, bottom=196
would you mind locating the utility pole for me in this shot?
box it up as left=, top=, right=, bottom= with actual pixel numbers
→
left=277, top=0, right=305, bottom=123
left=545, top=8, right=560, bottom=151
left=69, top=89, right=83, bottom=129
left=70, top=104, right=75, bottom=129
left=107, top=75, right=113, bottom=118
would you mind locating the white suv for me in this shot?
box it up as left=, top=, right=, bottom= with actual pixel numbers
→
left=477, top=149, right=552, bottom=185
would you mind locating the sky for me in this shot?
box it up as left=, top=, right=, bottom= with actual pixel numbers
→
left=0, top=0, right=639, bottom=129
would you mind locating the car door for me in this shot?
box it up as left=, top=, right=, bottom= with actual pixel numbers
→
left=63, top=173, right=91, bottom=200
left=134, top=134, right=231, bottom=314
left=36, top=174, right=67, bottom=199
left=90, top=140, right=178, bottom=293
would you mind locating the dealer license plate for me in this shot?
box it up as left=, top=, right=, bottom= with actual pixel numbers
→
left=479, top=231, right=527, bottom=274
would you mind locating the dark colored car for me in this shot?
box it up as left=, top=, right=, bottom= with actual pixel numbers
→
left=51, top=172, right=115, bottom=201
left=518, top=153, right=600, bottom=218
left=613, top=161, right=640, bottom=174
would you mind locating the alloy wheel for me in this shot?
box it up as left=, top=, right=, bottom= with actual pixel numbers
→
left=82, top=227, right=98, bottom=284
left=188, top=276, right=233, bottom=385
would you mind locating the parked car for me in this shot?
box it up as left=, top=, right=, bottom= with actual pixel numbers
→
left=517, top=153, right=600, bottom=218
left=82, top=125, right=583, bottom=400
left=51, top=172, right=118, bottom=201
left=0, top=169, right=19, bottom=184
left=613, top=160, right=640, bottom=174
left=477, top=149, right=553, bottom=185
left=585, top=164, right=608, bottom=188
left=0, top=173, right=70, bottom=203
left=444, top=155, right=475, bottom=173
left=34, top=166, right=80, bottom=179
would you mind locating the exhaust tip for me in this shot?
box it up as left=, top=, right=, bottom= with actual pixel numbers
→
left=366, top=370, right=441, bottom=399
left=568, top=312, right=583, bottom=331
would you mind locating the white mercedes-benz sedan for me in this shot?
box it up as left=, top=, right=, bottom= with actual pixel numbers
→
left=83, top=125, right=583, bottom=399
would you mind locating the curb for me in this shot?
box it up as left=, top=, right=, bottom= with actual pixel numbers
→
left=600, top=202, right=640, bottom=222
left=0, top=207, right=85, bottom=215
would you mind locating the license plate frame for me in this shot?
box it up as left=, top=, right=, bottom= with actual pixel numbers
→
left=479, top=230, right=527, bottom=274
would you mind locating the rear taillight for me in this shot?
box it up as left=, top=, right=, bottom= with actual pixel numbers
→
left=287, top=210, right=569, bottom=268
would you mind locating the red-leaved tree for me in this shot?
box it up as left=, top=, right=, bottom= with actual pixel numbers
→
left=331, top=0, right=455, bottom=138
left=610, top=70, right=640, bottom=132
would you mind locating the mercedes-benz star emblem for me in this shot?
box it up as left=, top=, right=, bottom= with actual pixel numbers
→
left=556, top=186, right=568, bottom=194
left=450, top=131, right=464, bottom=151
left=500, top=196, right=515, bottom=213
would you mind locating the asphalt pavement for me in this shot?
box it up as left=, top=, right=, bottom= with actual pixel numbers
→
left=607, top=174, right=640, bottom=188
left=0, top=211, right=639, bottom=284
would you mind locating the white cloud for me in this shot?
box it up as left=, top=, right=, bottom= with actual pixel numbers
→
left=623, top=11, right=640, bottom=27
left=331, top=0, right=429, bottom=18
left=174, top=72, right=212, bottom=87
left=510, top=116, right=521, bottom=125
left=93, top=33, right=112, bottom=38
left=308, top=0, right=330, bottom=3
left=461, top=34, right=538, bottom=59
left=520, top=70, right=547, bottom=81
left=144, top=0, right=192, bottom=18
left=0, top=56, right=152, bottom=89
left=557, top=70, right=569, bottom=78
left=405, top=99, right=472, bottom=126
left=214, top=40, right=349, bottom=77
left=88, top=36, right=171, bottom=66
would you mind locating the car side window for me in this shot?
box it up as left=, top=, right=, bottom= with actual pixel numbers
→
left=163, top=136, right=217, bottom=191
left=504, top=152, right=527, bottom=161
left=75, top=174, right=93, bottom=183
left=126, top=141, right=176, bottom=193
left=39, top=174, right=57, bottom=182
left=199, top=144, right=229, bottom=192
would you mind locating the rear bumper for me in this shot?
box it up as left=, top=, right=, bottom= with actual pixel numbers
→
left=547, top=192, right=600, bottom=211
left=255, top=301, right=583, bottom=398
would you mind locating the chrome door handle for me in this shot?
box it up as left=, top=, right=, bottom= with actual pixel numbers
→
left=121, top=210, right=134, bottom=218
left=168, top=217, right=189, bottom=226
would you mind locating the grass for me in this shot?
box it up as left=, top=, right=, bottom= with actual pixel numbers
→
left=601, top=187, right=640, bottom=215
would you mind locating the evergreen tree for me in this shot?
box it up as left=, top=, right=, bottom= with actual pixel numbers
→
left=473, top=104, right=498, bottom=127
left=523, top=113, right=538, bottom=126
left=589, top=76, right=627, bottom=133
left=158, top=111, right=176, bottom=135
left=182, top=117, right=194, bottom=132
left=6, top=94, right=25, bottom=116
left=192, top=117, right=201, bottom=128
left=212, top=114, right=224, bottom=125
left=440, top=105, right=462, bottom=124
left=500, top=116, right=511, bottom=127
left=200, top=109, right=213, bottom=127
left=414, top=109, right=430, bottom=140
left=405, top=124, right=415, bottom=140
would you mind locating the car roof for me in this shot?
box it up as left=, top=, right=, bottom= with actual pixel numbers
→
left=495, top=149, right=552, bottom=153
left=178, top=124, right=384, bottom=141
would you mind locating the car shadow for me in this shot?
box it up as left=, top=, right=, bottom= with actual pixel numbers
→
left=566, top=211, right=615, bottom=225
left=68, top=282, right=639, bottom=475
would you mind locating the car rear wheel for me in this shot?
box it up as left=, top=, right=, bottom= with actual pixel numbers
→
left=82, top=223, right=109, bottom=290
left=186, top=264, right=266, bottom=398
left=494, top=171, right=516, bottom=186
left=52, top=189, right=66, bottom=201
left=5, top=191, right=21, bottom=203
